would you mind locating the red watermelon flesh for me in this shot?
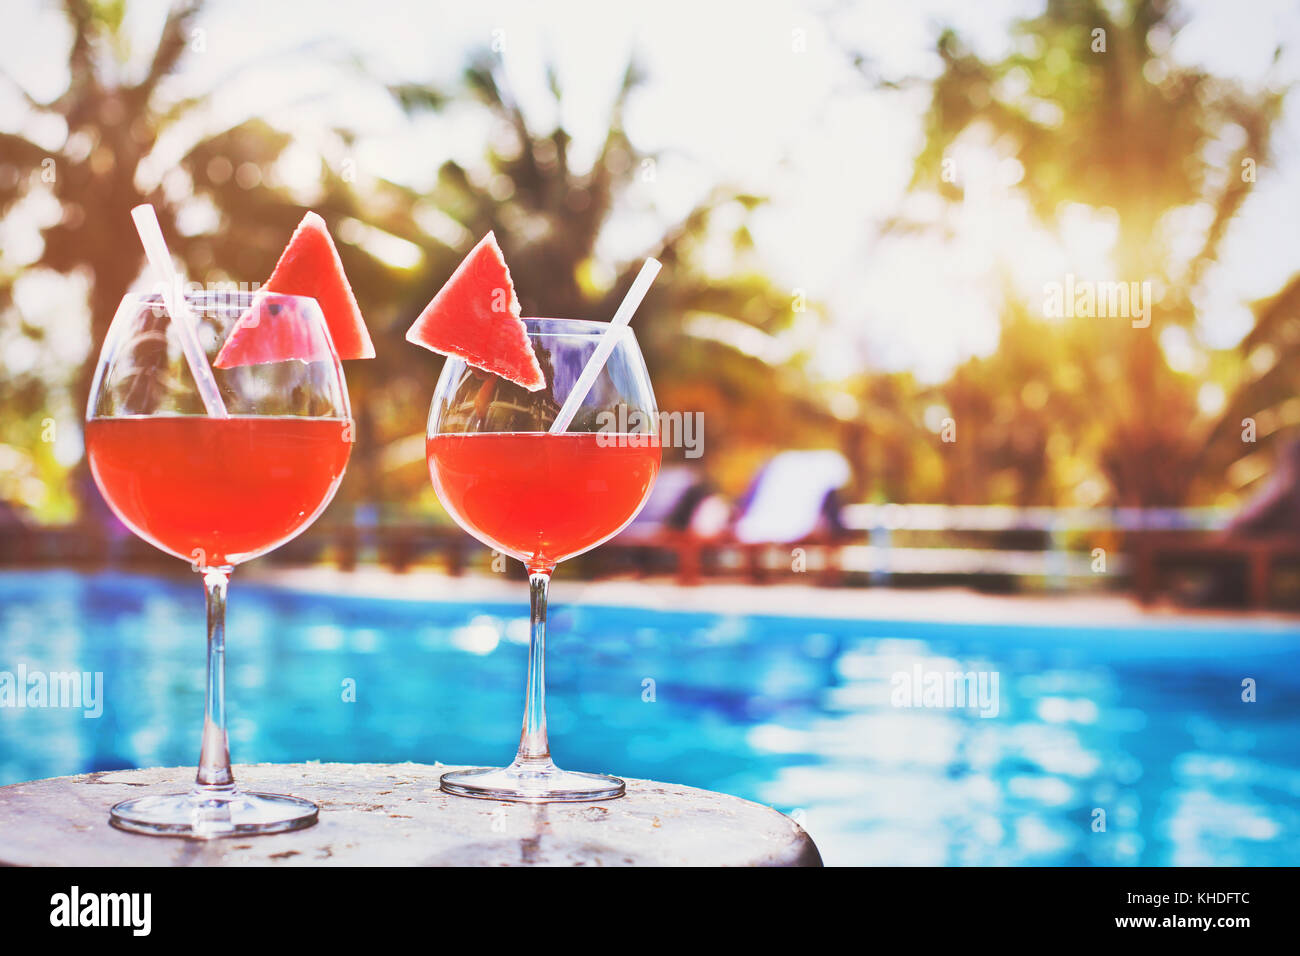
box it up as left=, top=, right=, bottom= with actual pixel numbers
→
left=212, top=295, right=333, bottom=367
left=405, top=232, right=545, bottom=392
left=214, top=212, right=374, bottom=368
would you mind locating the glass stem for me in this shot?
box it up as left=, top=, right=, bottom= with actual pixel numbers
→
left=515, top=566, right=555, bottom=765
left=196, top=567, right=234, bottom=790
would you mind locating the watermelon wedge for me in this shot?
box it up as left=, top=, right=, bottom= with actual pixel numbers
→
left=214, top=212, right=374, bottom=368
left=405, top=232, right=545, bottom=391
left=213, top=295, right=334, bottom=366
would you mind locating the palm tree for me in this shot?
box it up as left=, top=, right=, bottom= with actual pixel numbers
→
left=896, top=0, right=1289, bottom=505
left=2, top=2, right=197, bottom=426
left=378, top=53, right=829, bottom=499
left=1, top=8, right=827, bottom=524
left=0, top=0, right=404, bottom=516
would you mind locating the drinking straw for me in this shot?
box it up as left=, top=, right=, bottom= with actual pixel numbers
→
left=131, top=204, right=229, bottom=419
left=549, top=257, right=661, bottom=434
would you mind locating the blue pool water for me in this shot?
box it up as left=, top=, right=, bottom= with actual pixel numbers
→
left=1, top=569, right=1297, bottom=866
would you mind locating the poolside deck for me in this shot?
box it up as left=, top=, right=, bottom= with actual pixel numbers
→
left=246, top=566, right=1300, bottom=628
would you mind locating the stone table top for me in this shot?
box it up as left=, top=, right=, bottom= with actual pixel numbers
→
left=0, top=763, right=822, bottom=867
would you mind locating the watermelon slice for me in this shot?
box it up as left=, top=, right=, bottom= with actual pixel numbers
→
left=213, top=295, right=334, bottom=366
left=405, top=232, right=545, bottom=391
left=214, top=212, right=374, bottom=368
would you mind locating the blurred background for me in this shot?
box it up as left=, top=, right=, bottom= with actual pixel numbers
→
left=2, top=0, right=1300, bottom=866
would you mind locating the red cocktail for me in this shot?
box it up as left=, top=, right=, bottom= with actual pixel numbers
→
left=87, top=288, right=359, bottom=837
left=428, top=431, right=660, bottom=566
left=424, top=317, right=661, bottom=802
left=88, top=416, right=351, bottom=568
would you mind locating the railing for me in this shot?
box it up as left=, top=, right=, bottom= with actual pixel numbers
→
left=838, top=504, right=1233, bottom=587
left=0, top=505, right=1247, bottom=592
left=841, top=504, right=1230, bottom=533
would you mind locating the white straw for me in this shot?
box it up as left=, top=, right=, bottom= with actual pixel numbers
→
left=549, top=257, right=661, bottom=434
left=131, top=204, right=228, bottom=419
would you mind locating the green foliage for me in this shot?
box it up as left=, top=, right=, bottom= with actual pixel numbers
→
left=5, top=0, right=1289, bottom=523
left=0, top=1, right=808, bottom=523
left=904, top=0, right=1292, bottom=505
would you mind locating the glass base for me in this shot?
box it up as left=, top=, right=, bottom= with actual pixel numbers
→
left=109, top=787, right=319, bottom=838
left=441, top=760, right=625, bottom=803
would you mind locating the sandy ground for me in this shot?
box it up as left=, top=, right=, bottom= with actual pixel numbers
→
left=245, top=566, right=1300, bottom=629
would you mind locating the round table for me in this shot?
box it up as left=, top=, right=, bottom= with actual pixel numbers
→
left=0, top=763, right=822, bottom=867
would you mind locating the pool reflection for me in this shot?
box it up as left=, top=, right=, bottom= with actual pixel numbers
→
left=1, top=570, right=1296, bottom=866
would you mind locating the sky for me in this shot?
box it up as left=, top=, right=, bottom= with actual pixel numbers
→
left=2, top=0, right=1299, bottom=386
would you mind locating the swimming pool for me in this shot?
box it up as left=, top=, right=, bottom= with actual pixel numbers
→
left=1, top=570, right=1297, bottom=865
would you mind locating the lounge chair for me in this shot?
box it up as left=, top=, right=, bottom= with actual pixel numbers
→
left=1133, top=439, right=1300, bottom=607
left=610, top=466, right=717, bottom=580
left=612, top=452, right=853, bottom=585
left=726, top=450, right=853, bottom=584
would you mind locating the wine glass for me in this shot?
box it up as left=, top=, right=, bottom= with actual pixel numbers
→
left=85, top=290, right=353, bottom=836
left=426, top=318, right=661, bottom=802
